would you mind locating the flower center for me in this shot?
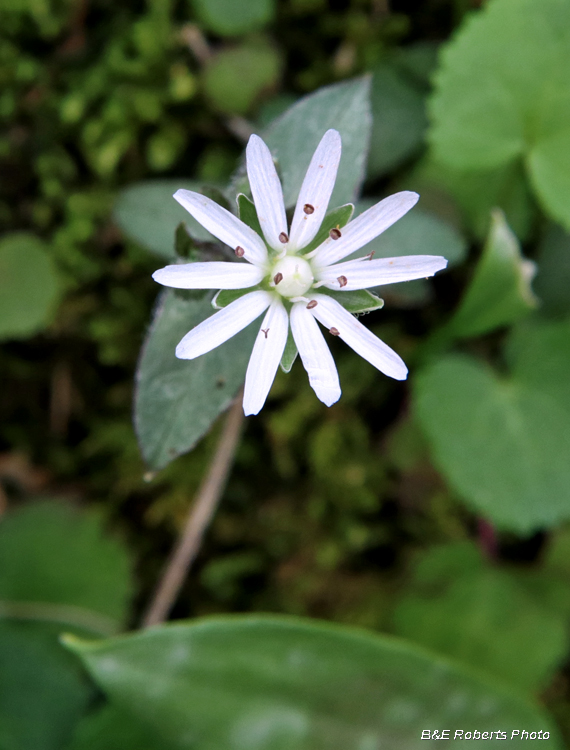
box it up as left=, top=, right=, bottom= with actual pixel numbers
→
left=270, top=255, right=314, bottom=298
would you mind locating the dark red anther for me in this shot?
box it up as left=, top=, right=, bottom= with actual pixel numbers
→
left=279, top=232, right=289, bottom=243
left=306, top=300, right=318, bottom=309
left=235, top=246, right=245, bottom=257
left=329, top=327, right=340, bottom=336
left=303, top=204, right=315, bottom=215
left=329, top=227, right=341, bottom=240
left=337, top=275, right=347, bottom=288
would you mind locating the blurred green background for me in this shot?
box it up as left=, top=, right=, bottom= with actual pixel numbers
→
left=2, top=0, right=570, bottom=747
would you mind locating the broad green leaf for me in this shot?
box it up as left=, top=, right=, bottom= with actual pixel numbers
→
left=533, top=223, right=570, bottom=319
left=262, top=78, right=372, bottom=209
left=429, top=0, right=570, bottom=229
left=65, top=615, right=562, bottom=749
left=202, top=42, right=281, bottom=116
left=0, top=233, right=60, bottom=340
left=437, top=211, right=536, bottom=341
left=0, top=501, right=133, bottom=750
left=393, top=543, right=569, bottom=692
left=135, top=290, right=256, bottom=470
left=65, top=704, right=171, bottom=750
left=0, top=500, right=132, bottom=634
left=190, top=0, right=275, bottom=37
left=414, top=318, right=570, bottom=532
left=114, top=180, right=216, bottom=259
left=0, top=621, right=93, bottom=750
left=368, top=63, right=427, bottom=179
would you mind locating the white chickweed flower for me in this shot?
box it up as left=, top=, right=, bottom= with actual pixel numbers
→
left=152, top=129, right=448, bottom=415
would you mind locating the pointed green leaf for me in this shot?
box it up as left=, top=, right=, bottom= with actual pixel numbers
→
left=279, top=327, right=297, bottom=373
left=319, top=288, right=384, bottom=315
left=65, top=615, right=562, bottom=750
left=237, top=193, right=264, bottom=236
left=300, top=204, right=354, bottom=256
left=440, top=210, right=536, bottom=341
left=135, top=290, right=256, bottom=470
left=262, top=78, right=372, bottom=209
left=114, top=180, right=216, bottom=259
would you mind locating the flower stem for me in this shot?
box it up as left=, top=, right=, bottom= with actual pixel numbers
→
left=141, top=391, right=245, bottom=628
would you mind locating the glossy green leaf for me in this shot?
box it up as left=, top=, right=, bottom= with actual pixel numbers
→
left=429, top=0, right=570, bottom=229
left=114, top=180, right=216, bottom=259
left=190, top=0, right=275, bottom=37
left=66, top=615, right=561, bottom=750
left=533, top=223, right=570, bottom=319
left=368, top=63, right=427, bottom=179
left=414, top=318, right=570, bottom=532
left=0, top=500, right=132, bottom=634
left=438, top=210, right=536, bottom=341
left=262, top=78, right=371, bottom=209
left=0, top=233, right=60, bottom=340
left=393, top=543, right=569, bottom=692
left=202, top=43, right=281, bottom=116
left=135, top=290, right=256, bottom=470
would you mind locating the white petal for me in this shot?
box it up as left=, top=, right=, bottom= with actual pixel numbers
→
left=312, top=191, right=419, bottom=267
left=246, top=135, right=288, bottom=251
left=243, top=298, right=288, bottom=416
left=153, top=262, right=264, bottom=290
left=174, top=189, right=268, bottom=267
left=288, top=129, right=342, bottom=251
left=175, top=290, right=272, bottom=359
left=308, top=294, right=408, bottom=380
left=316, top=255, right=448, bottom=290
left=290, top=302, right=341, bottom=406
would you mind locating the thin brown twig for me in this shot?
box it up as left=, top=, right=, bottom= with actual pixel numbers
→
left=141, top=391, right=245, bottom=628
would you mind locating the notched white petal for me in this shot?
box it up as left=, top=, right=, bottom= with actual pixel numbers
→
left=312, top=191, right=420, bottom=267
left=246, top=135, right=288, bottom=251
left=153, top=262, right=264, bottom=290
left=290, top=302, right=341, bottom=406
left=316, top=255, right=448, bottom=290
left=289, top=129, right=342, bottom=251
left=174, top=189, right=268, bottom=266
left=175, top=290, right=272, bottom=360
left=308, top=294, right=408, bottom=381
left=243, top=299, right=288, bottom=416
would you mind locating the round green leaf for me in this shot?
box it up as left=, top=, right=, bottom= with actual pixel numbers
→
left=393, top=543, right=569, bottom=693
left=0, top=500, right=132, bottom=634
left=190, top=0, right=275, bottom=37
left=0, top=232, right=60, bottom=340
left=114, top=180, right=216, bottom=259
left=429, top=0, right=570, bottom=229
left=202, top=43, right=281, bottom=116
left=65, top=615, right=561, bottom=749
left=414, top=319, right=570, bottom=532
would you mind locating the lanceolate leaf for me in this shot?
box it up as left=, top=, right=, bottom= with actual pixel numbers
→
left=66, top=615, right=562, bottom=750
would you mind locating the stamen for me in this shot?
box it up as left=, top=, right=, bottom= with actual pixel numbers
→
left=337, top=275, right=347, bottom=288
left=273, top=272, right=283, bottom=285
left=290, top=296, right=309, bottom=304
left=235, top=246, right=245, bottom=257
left=261, top=328, right=270, bottom=338
left=367, top=250, right=375, bottom=261
left=312, top=280, right=326, bottom=288
left=303, top=203, right=315, bottom=215
left=279, top=232, right=289, bottom=244
left=306, top=300, right=318, bottom=309
left=329, top=327, right=340, bottom=336
left=329, top=227, right=341, bottom=240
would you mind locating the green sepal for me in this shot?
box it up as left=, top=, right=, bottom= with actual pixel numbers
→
left=237, top=193, right=264, bottom=236
left=280, top=327, right=298, bottom=373
left=174, top=222, right=200, bottom=260
left=301, top=204, right=354, bottom=255
left=319, top=287, right=384, bottom=314
left=212, top=287, right=261, bottom=309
